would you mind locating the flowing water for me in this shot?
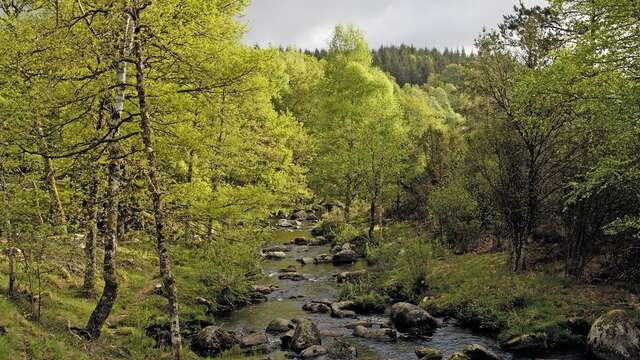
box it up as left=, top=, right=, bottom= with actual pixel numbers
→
left=219, top=227, right=588, bottom=360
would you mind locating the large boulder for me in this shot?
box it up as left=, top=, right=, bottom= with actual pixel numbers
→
left=291, top=319, right=322, bottom=353
left=252, top=284, right=278, bottom=295
left=336, top=270, right=367, bottom=283
left=277, top=219, right=294, bottom=228
left=331, top=301, right=357, bottom=319
left=308, top=236, right=330, bottom=246
left=263, top=251, right=286, bottom=260
left=291, top=210, right=308, bottom=221
left=314, top=254, right=334, bottom=264
left=385, top=281, right=409, bottom=302
left=191, top=326, right=240, bottom=357
left=353, top=325, right=396, bottom=341
left=415, top=346, right=443, bottom=360
left=331, top=243, right=354, bottom=255
left=301, top=345, right=328, bottom=358
left=327, top=340, right=357, bottom=360
left=350, top=298, right=386, bottom=315
left=295, top=237, right=309, bottom=245
left=588, top=309, right=640, bottom=360
left=303, top=302, right=331, bottom=314
left=266, top=318, right=293, bottom=334
left=463, top=344, right=501, bottom=360
left=449, top=353, right=470, bottom=360
left=500, top=333, right=547, bottom=352
left=390, top=302, right=438, bottom=335
left=240, top=332, right=268, bottom=349
left=332, top=249, right=358, bottom=265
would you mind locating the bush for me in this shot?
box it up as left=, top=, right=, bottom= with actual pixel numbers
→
left=429, top=179, right=481, bottom=252
left=313, top=208, right=368, bottom=246
left=364, top=224, right=439, bottom=302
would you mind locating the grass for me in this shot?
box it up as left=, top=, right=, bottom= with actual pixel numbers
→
left=0, top=227, right=278, bottom=360
left=334, top=222, right=633, bottom=348
left=424, top=252, right=630, bottom=344
left=0, top=219, right=633, bottom=358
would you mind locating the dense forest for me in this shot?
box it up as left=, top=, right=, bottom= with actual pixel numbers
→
left=306, top=45, right=472, bottom=86
left=0, top=1, right=639, bottom=360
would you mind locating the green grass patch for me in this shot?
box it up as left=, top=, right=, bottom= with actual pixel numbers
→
left=425, top=251, right=629, bottom=344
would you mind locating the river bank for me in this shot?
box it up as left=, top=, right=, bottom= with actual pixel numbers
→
left=327, top=222, right=637, bottom=359
left=205, top=221, right=625, bottom=359
left=217, top=226, right=514, bottom=359
left=0, top=219, right=635, bottom=360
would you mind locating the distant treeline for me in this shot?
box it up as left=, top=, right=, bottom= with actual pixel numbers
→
left=304, top=45, right=473, bottom=86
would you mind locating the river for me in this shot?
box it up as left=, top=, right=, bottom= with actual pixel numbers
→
left=218, top=226, right=587, bottom=360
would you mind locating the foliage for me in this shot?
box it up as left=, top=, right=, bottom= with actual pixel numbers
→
left=1, top=0, right=640, bottom=358
left=364, top=224, right=439, bottom=303
left=429, top=177, right=481, bottom=251
left=307, top=44, right=473, bottom=86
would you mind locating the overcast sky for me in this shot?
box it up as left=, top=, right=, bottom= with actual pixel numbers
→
left=242, top=0, right=548, bottom=51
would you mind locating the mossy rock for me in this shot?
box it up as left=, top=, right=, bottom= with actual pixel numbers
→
left=415, top=346, right=443, bottom=360
left=448, top=352, right=470, bottom=360
left=500, top=333, right=548, bottom=352
left=587, top=309, right=640, bottom=360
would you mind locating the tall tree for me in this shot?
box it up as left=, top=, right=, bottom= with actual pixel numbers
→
left=85, top=1, right=136, bottom=339
left=468, top=5, right=574, bottom=271
left=131, top=2, right=182, bottom=356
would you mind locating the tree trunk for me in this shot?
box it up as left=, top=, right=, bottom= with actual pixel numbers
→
left=187, top=149, right=194, bottom=183
left=521, top=153, right=539, bottom=272
left=5, top=248, right=17, bottom=298
left=36, top=121, right=66, bottom=229
left=206, top=216, right=215, bottom=243
left=82, top=172, right=99, bottom=296
left=0, top=162, right=8, bottom=237
left=368, top=190, right=377, bottom=242
left=133, top=11, right=183, bottom=359
left=344, top=196, right=351, bottom=223
left=85, top=7, right=134, bottom=339
left=0, top=162, right=15, bottom=283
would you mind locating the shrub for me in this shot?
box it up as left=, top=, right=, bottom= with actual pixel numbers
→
left=363, top=224, right=438, bottom=302
left=429, top=179, right=481, bottom=252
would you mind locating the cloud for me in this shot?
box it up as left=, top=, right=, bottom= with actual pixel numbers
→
left=242, top=0, right=548, bottom=51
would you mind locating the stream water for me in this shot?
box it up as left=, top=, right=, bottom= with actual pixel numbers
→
left=219, top=227, right=588, bottom=360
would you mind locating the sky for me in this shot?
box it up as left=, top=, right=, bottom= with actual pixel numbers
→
left=242, top=0, right=548, bottom=51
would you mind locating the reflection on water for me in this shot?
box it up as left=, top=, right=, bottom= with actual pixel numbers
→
left=218, top=227, right=588, bottom=360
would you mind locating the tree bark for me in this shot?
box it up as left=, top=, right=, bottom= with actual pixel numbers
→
left=4, top=248, right=18, bottom=298
left=133, top=9, right=183, bottom=359
left=344, top=196, right=351, bottom=223
left=85, top=5, right=134, bottom=339
left=206, top=216, right=215, bottom=243
left=82, top=170, right=99, bottom=296
left=35, top=120, right=66, bottom=229
left=368, top=188, right=378, bottom=242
